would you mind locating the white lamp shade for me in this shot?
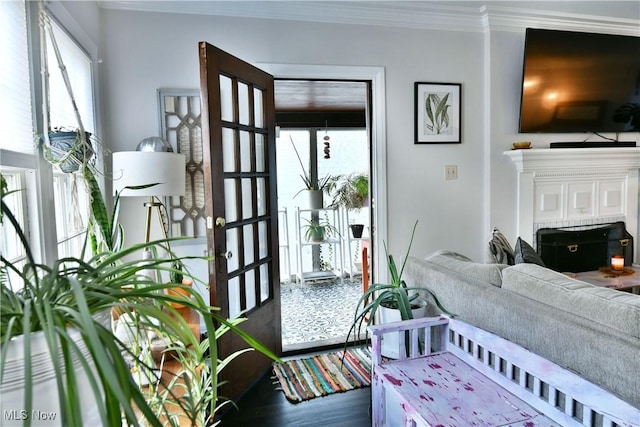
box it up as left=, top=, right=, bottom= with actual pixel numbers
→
left=113, top=151, right=186, bottom=197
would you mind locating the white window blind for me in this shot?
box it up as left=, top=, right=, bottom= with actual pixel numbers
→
left=44, top=16, right=95, bottom=258
left=47, top=19, right=95, bottom=134
left=0, top=0, right=35, bottom=154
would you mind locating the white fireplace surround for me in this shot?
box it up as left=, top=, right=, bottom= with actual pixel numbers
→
left=505, top=147, right=640, bottom=262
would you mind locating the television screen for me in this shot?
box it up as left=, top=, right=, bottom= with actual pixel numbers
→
left=519, top=28, right=640, bottom=134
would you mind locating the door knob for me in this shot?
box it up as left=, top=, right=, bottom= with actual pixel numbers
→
left=215, top=217, right=226, bottom=227
left=220, top=250, right=233, bottom=260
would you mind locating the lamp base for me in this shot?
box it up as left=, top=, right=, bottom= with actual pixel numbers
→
left=144, top=198, right=169, bottom=244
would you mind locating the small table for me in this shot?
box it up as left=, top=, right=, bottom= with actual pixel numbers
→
left=573, top=265, right=640, bottom=294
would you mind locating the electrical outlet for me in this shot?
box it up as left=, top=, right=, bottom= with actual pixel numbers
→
left=445, top=165, right=458, bottom=180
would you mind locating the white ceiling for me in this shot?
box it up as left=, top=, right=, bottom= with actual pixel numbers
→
left=97, top=1, right=640, bottom=33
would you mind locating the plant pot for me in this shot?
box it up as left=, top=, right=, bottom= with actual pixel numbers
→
left=166, top=279, right=193, bottom=308
left=350, top=224, right=364, bottom=238
left=308, top=190, right=324, bottom=210
left=1, top=329, right=102, bottom=426
left=308, top=228, right=325, bottom=242
left=379, top=299, right=427, bottom=359
left=47, top=131, right=94, bottom=173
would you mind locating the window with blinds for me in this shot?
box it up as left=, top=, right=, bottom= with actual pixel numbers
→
left=45, top=14, right=95, bottom=258
left=1, top=1, right=98, bottom=265
left=0, top=0, right=34, bottom=155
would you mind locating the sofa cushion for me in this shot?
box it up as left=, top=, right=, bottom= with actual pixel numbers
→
left=503, top=263, right=640, bottom=339
left=426, top=250, right=507, bottom=288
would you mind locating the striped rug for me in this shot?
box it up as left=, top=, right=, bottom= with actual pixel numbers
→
left=272, top=347, right=371, bottom=402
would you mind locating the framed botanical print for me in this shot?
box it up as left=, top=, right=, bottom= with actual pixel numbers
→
left=414, top=82, right=461, bottom=144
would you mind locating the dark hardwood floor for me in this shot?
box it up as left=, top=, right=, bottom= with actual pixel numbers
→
left=217, top=367, right=372, bottom=427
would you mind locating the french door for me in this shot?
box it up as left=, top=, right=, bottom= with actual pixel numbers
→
left=199, top=42, right=281, bottom=401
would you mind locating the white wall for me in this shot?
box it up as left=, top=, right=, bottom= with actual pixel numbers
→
left=99, top=9, right=485, bottom=265
left=55, top=2, right=640, bottom=291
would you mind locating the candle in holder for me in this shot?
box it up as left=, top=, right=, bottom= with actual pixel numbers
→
left=611, top=255, right=625, bottom=271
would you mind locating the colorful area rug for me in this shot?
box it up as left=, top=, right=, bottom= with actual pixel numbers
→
left=272, top=347, right=371, bottom=403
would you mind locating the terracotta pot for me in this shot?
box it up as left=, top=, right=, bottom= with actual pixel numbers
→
left=167, top=279, right=193, bottom=308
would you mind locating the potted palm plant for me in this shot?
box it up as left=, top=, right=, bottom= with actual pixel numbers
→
left=326, top=172, right=369, bottom=211
left=0, top=173, right=278, bottom=426
left=344, top=221, right=452, bottom=358
left=302, top=217, right=339, bottom=242
left=289, top=136, right=332, bottom=209
left=325, top=172, right=369, bottom=237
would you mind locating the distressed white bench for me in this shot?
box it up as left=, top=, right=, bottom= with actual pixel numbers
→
left=369, top=317, right=640, bottom=427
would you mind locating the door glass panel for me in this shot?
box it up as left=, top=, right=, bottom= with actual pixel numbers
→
left=243, top=223, right=254, bottom=265
left=220, top=75, right=233, bottom=122
left=242, top=178, right=253, bottom=220
left=224, top=178, right=238, bottom=222
left=228, top=276, right=241, bottom=319
left=254, top=87, right=263, bottom=128
left=222, top=127, right=236, bottom=172
left=258, top=220, right=268, bottom=259
left=257, top=178, right=266, bottom=216
left=255, top=134, right=265, bottom=172
left=245, top=271, right=256, bottom=311
left=240, top=131, right=251, bottom=172
left=260, top=264, right=269, bottom=303
left=238, top=82, right=249, bottom=126
left=226, top=227, right=240, bottom=273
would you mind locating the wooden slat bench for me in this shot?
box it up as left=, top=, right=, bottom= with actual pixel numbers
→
left=369, top=317, right=640, bottom=427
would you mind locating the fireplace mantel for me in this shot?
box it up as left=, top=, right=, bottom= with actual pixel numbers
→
left=505, top=147, right=640, bottom=260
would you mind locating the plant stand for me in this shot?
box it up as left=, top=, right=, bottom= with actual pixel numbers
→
left=293, top=206, right=344, bottom=284
left=342, top=207, right=369, bottom=278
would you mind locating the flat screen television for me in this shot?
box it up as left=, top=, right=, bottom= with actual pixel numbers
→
left=518, top=28, right=640, bottom=134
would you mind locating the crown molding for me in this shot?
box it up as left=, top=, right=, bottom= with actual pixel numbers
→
left=98, top=1, right=639, bottom=34
left=481, top=5, right=640, bottom=35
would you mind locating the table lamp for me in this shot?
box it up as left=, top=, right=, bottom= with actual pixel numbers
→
left=112, top=137, right=185, bottom=244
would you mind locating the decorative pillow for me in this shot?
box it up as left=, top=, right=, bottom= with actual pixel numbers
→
left=514, top=237, right=546, bottom=267
left=487, top=227, right=515, bottom=265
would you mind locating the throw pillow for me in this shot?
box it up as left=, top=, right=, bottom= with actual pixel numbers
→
left=514, top=237, right=546, bottom=267
left=487, top=227, right=515, bottom=265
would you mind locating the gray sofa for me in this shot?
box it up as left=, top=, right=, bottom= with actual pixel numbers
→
left=405, top=250, right=640, bottom=409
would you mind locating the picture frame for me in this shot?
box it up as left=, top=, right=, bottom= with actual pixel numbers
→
left=414, top=82, right=461, bottom=144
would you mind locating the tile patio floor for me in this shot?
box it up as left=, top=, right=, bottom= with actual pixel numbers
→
left=280, top=277, right=364, bottom=352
